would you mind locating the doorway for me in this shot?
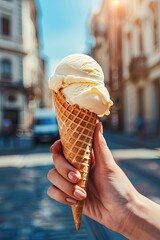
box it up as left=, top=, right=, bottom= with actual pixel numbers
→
left=3, top=109, right=19, bottom=134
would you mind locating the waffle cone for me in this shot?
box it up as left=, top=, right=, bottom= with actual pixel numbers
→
left=53, top=90, right=97, bottom=230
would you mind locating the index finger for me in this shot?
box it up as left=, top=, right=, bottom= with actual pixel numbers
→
left=50, top=140, right=81, bottom=183
left=50, top=139, right=61, bottom=154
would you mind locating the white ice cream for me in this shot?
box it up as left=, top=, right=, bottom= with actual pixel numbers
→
left=49, top=54, right=113, bottom=116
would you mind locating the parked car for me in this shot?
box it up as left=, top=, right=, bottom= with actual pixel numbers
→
left=32, top=109, right=59, bottom=143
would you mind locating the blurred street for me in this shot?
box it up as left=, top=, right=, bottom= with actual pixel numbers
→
left=0, top=0, right=160, bottom=239
left=0, top=131, right=160, bottom=240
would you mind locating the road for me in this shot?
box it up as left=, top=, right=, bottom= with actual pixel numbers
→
left=107, top=134, right=160, bottom=205
left=0, top=135, right=160, bottom=240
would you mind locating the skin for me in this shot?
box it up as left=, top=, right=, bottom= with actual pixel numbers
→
left=48, top=123, right=160, bottom=239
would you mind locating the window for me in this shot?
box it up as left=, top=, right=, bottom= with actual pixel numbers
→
left=8, top=95, right=16, bottom=102
left=2, top=16, right=11, bottom=36
left=1, top=59, right=12, bottom=80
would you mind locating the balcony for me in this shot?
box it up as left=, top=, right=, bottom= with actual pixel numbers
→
left=129, top=56, right=149, bottom=82
left=0, top=74, right=12, bottom=82
left=0, top=77, right=26, bottom=92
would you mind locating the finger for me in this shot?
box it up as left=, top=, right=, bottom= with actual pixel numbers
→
left=47, top=185, right=77, bottom=205
left=50, top=139, right=61, bottom=154
left=53, top=153, right=81, bottom=184
left=54, top=155, right=81, bottom=183
left=47, top=168, right=87, bottom=200
left=50, top=140, right=81, bottom=183
left=93, top=122, right=116, bottom=170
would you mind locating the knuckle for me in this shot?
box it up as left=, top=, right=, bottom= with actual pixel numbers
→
left=47, top=186, right=53, bottom=196
left=47, top=169, right=52, bottom=180
left=59, top=181, right=74, bottom=197
left=52, top=153, right=60, bottom=165
left=47, top=186, right=65, bottom=203
left=47, top=168, right=56, bottom=180
left=54, top=157, right=67, bottom=176
left=50, top=145, right=54, bottom=153
left=52, top=154, right=59, bottom=165
left=51, top=140, right=61, bottom=155
left=56, top=190, right=62, bottom=200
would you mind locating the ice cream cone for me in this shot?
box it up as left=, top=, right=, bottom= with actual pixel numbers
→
left=53, top=90, right=98, bottom=230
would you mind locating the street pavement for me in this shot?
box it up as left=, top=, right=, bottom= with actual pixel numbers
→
left=0, top=136, right=32, bottom=156
left=0, top=132, right=160, bottom=240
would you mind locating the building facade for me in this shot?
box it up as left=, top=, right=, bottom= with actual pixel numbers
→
left=0, top=0, right=27, bottom=134
left=122, top=0, right=160, bottom=134
left=90, top=0, right=160, bottom=134
left=90, top=0, right=125, bottom=131
left=0, top=0, right=46, bottom=134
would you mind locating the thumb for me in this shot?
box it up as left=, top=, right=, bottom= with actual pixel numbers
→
left=93, top=122, right=115, bottom=169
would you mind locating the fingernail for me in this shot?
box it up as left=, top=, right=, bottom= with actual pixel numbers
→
left=66, top=197, right=77, bottom=204
left=68, top=171, right=80, bottom=182
left=99, top=122, right=103, bottom=134
left=74, top=189, right=86, bottom=200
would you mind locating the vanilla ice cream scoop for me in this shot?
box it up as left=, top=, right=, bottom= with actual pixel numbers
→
left=49, top=54, right=113, bottom=116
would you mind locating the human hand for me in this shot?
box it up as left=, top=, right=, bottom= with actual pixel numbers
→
left=47, top=123, right=139, bottom=234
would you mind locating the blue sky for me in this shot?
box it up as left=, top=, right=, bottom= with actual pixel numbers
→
left=37, top=0, right=102, bottom=78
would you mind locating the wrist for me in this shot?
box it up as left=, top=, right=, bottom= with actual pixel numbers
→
left=119, top=191, right=145, bottom=239
left=121, top=192, right=160, bottom=240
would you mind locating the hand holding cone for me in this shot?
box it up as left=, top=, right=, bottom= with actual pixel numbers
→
left=48, top=54, right=113, bottom=230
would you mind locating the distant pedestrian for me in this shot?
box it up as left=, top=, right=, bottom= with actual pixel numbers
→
left=2, top=118, right=13, bottom=146
left=111, top=113, right=119, bottom=130
left=135, top=114, right=145, bottom=139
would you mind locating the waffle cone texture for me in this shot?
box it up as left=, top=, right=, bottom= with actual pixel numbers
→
left=53, top=90, right=97, bottom=230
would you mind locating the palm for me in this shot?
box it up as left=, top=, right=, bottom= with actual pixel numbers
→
left=83, top=167, right=108, bottom=225
left=83, top=164, right=134, bottom=232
